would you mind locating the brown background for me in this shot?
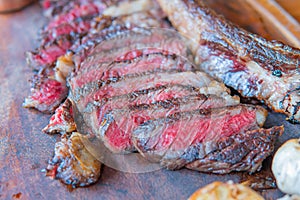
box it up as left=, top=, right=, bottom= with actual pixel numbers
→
left=0, top=1, right=299, bottom=199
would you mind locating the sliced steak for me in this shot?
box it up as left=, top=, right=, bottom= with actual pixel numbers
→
left=40, top=15, right=94, bottom=46
left=30, top=0, right=163, bottom=69
left=73, top=27, right=186, bottom=69
left=23, top=53, right=74, bottom=113
left=132, top=105, right=277, bottom=173
left=43, top=98, right=76, bottom=134
left=157, top=0, right=300, bottom=123
left=45, top=1, right=105, bottom=30
left=70, top=71, right=235, bottom=114
left=71, top=50, right=192, bottom=95
left=28, top=0, right=285, bottom=188
left=41, top=0, right=105, bottom=18
left=185, top=126, right=284, bottom=173
left=83, top=84, right=238, bottom=132
left=97, top=93, right=239, bottom=153
left=23, top=67, right=68, bottom=113
left=26, top=35, right=74, bottom=69
left=25, top=2, right=169, bottom=113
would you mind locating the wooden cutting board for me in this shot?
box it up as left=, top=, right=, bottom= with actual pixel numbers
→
left=0, top=1, right=299, bottom=199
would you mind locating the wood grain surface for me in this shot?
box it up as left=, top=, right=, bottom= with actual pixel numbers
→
left=0, top=1, right=299, bottom=200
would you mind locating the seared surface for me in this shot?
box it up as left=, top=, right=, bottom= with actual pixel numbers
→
left=157, top=0, right=300, bottom=123
left=46, top=132, right=102, bottom=187
left=185, top=126, right=283, bottom=173
left=133, top=105, right=273, bottom=172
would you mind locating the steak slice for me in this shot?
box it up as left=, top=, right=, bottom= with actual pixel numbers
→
left=23, top=53, right=74, bottom=113
left=157, top=0, right=300, bottom=123
left=30, top=0, right=162, bottom=69
left=71, top=71, right=235, bottom=114
left=82, top=84, right=238, bottom=136
left=185, top=126, right=284, bottom=173
left=41, top=0, right=106, bottom=18
left=132, top=105, right=277, bottom=173
left=97, top=93, right=239, bottom=153
left=91, top=84, right=239, bottom=125
left=23, top=67, right=68, bottom=113
left=45, top=1, right=105, bottom=30
left=73, top=27, right=186, bottom=69
left=26, top=35, right=74, bottom=69
left=71, top=50, right=192, bottom=96
left=43, top=98, right=76, bottom=134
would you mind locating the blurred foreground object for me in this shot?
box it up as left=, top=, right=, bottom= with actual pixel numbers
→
left=0, top=0, right=34, bottom=13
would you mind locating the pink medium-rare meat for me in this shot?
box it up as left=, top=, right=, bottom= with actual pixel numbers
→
left=25, top=2, right=169, bottom=113
left=133, top=105, right=282, bottom=173
left=185, top=126, right=283, bottom=173
left=44, top=1, right=106, bottom=29
left=41, top=0, right=106, bottom=18
left=82, top=84, right=238, bottom=135
left=71, top=30, right=189, bottom=86
left=70, top=71, right=235, bottom=115
left=73, top=27, right=185, bottom=69
left=28, top=1, right=107, bottom=68
left=70, top=50, right=192, bottom=98
left=96, top=93, right=239, bottom=153
left=43, top=98, right=76, bottom=134
left=99, top=95, right=208, bottom=153
left=23, top=66, right=68, bottom=113
left=29, top=0, right=162, bottom=68
left=91, top=84, right=238, bottom=126
left=157, top=0, right=300, bottom=123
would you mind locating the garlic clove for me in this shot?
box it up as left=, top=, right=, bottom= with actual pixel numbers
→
left=272, top=138, right=300, bottom=195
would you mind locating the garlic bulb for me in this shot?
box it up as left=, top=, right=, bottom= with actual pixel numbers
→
left=188, top=181, right=264, bottom=200
left=272, top=138, right=300, bottom=195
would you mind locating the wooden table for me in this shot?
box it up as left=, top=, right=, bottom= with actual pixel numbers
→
left=0, top=1, right=299, bottom=200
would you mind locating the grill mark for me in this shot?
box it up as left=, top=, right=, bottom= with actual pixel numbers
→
left=82, top=84, right=201, bottom=123
left=134, top=104, right=259, bottom=130
left=133, top=104, right=262, bottom=163
left=103, top=84, right=200, bottom=104
left=97, top=94, right=210, bottom=152
left=71, top=69, right=190, bottom=103
left=127, top=93, right=208, bottom=111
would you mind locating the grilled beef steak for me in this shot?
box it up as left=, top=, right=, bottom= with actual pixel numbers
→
left=24, top=0, right=285, bottom=188
left=24, top=0, right=167, bottom=113
left=157, top=0, right=300, bottom=123
left=133, top=105, right=279, bottom=172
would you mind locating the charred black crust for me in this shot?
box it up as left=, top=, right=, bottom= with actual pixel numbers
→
left=183, top=126, right=283, bottom=174
left=186, top=0, right=300, bottom=73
